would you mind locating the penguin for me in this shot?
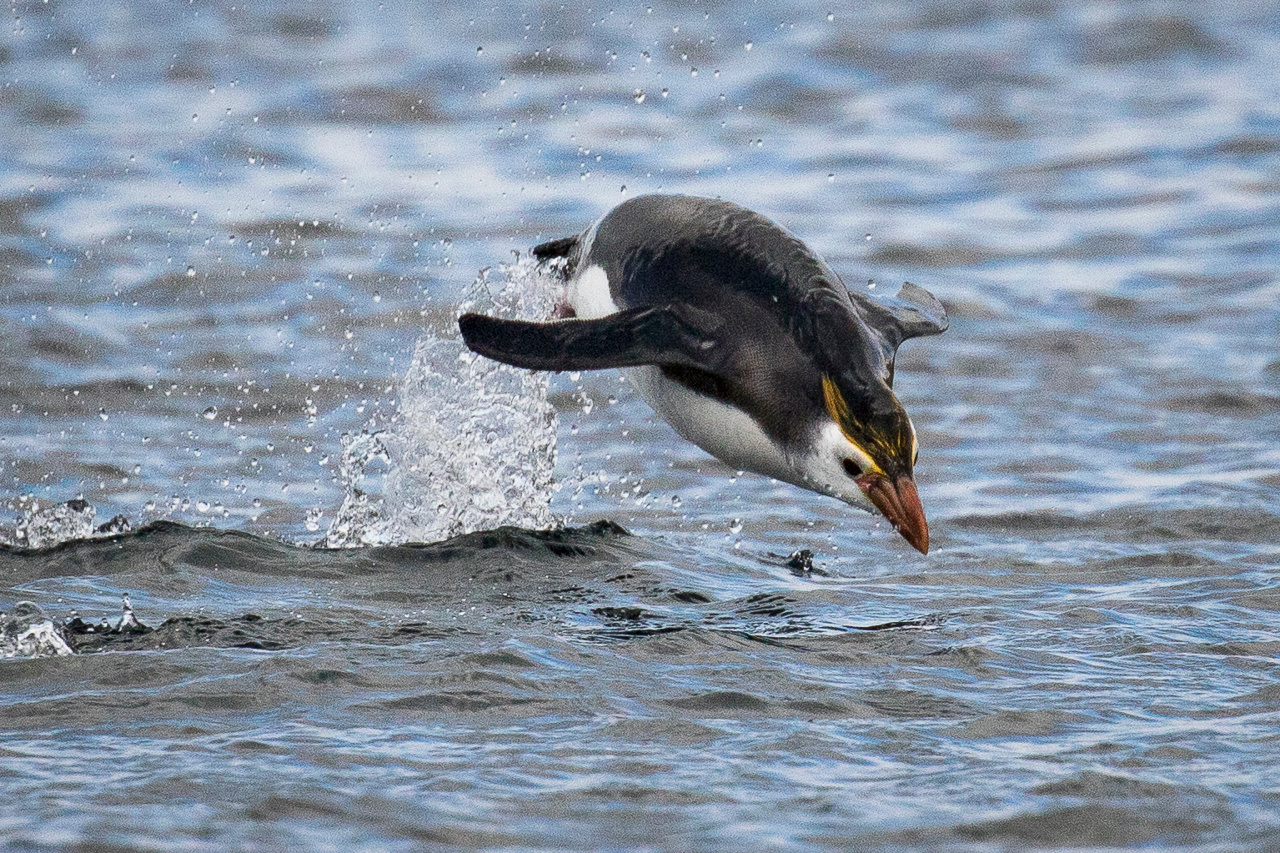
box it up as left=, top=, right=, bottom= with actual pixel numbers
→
left=458, top=194, right=947, bottom=553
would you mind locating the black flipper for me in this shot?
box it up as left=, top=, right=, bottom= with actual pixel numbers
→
left=458, top=303, right=729, bottom=373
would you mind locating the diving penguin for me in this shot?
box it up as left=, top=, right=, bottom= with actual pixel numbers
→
left=458, top=195, right=947, bottom=553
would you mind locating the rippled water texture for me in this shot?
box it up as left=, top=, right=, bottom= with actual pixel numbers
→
left=3, top=0, right=1280, bottom=849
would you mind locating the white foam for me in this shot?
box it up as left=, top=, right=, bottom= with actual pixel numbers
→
left=325, top=260, right=563, bottom=547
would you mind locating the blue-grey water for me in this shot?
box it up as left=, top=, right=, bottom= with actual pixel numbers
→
left=3, top=0, right=1280, bottom=849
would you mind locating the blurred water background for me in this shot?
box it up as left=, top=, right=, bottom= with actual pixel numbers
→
left=2, top=0, right=1279, bottom=849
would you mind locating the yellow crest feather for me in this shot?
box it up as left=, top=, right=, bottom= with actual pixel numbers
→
left=822, top=375, right=886, bottom=476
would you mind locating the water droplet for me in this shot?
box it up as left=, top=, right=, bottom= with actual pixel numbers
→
left=191, top=113, right=199, bottom=122
left=828, top=173, right=835, bottom=182
left=196, top=500, right=210, bottom=513
left=476, top=46, right=483, bottom=55
left=98, top=409, right=108, bottom=421
left=202, top=406, right=218, bottom=420
left=827, top=11, right=835, bottom=21
left=729, top=518, right=743, bottom=534
left=186, top=266, right=195, bottom=277
left=633, top=89, right=645, bottom=103
left=744, top=41, right=753, bottom=50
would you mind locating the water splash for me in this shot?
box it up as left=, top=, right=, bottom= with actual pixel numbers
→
left=1, top=602, right=75, bottom=659
left=326, top=258, right=562, bottom=547
left=2, top=498, right=133, bottom=550
left=9, top=498, right=96, bottom=549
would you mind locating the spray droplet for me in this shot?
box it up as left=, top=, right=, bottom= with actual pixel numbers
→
left=202, top=406, right=218, bottom=420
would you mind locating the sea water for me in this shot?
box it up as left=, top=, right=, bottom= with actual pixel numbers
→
left=2, top=1, right=1279, bottom=849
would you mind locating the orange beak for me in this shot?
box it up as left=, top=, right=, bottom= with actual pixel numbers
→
left=857, top=473, right=930, bottom=554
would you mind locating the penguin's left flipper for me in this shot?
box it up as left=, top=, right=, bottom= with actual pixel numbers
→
left=458, top=304, right=728, bottom=373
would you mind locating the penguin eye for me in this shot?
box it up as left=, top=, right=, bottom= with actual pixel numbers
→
left=842, top=458, right=862, bottom=478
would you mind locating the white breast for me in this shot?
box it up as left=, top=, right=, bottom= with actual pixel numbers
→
left=625, top=366, right=799, bottom=486
left=567, top=262, right=800, bottom=487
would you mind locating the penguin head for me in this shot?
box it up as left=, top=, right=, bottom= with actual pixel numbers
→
left=799, top=375, right=929, bottom=553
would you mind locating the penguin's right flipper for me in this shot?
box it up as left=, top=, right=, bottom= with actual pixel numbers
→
left=458, top=304, right=727, bottom=373
left=852, top=281, right=949, bottom=351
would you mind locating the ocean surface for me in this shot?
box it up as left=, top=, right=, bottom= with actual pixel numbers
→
left=3, top=0, right=1280, bottom=849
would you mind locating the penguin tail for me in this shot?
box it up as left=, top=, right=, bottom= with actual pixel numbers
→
left=527, top=235, right=580, bottom=280
left=531, top=235, right=578, bottom=261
